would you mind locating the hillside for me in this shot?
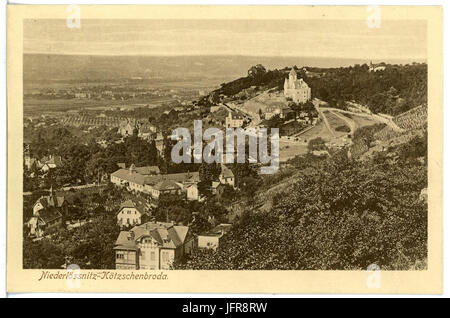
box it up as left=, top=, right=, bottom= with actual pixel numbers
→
left=176, top=97, right=428, bottom=270
left=201, top=63, right=427, bottom=116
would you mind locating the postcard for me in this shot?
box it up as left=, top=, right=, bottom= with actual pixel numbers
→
left=6, top=5, right=443, bottom=293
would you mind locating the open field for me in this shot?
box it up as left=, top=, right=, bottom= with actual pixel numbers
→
left=324, top=111, right=350, bottom=138
left=23, top=97, right=174, bottom=116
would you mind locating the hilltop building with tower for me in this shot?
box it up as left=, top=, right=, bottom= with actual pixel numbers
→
left=284, top=68, right=311, bottom=103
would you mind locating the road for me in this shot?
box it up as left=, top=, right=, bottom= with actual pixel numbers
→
left=320, top=106, right=402, bottom=132
left=312, top=99, right=335, bottom=137
left=329, top=110, right=356, bottom=135
left=23, top=183, right=103, bottom=196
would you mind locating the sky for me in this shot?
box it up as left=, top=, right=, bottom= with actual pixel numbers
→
left=23, top=19, right=427, bottom=60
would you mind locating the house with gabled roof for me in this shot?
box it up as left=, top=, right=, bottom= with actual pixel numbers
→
left=39, top=155, right=63, bottom=173
left=110, top=164, right=152, bottom=192
left=138, top=123, right=157, bottom=140
left=218, top=164, right=235, bottom=188
left=27, top=206, right=63, bottom=238
left=114, top=221, right=195, bottom=270
left=225, top=111, right=245, bottom=128
left=116, top=199, right=150, bottom=228
left=144, top=172, right=199, bottom=199
left=118, top=119, right=137, bottom=137
left=33, top=187, right=68, bottom=216
left=111, top=163, right=200, bottom=200
left=28, top=190, right=65, bottom=238
left=197, top=223, right=232, bottom=250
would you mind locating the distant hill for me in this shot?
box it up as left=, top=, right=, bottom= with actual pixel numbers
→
left=23, top=53, right=423, bottom=83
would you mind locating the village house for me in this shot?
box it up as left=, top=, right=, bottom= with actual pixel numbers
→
left=302, top=67, right=324, bottom=78
left=225, top=111, right=245, bottom=128
left=27, top=207, right=63, bottom=238
left=110, top=164, right=201, bottom=200
left=368, top=61, right=386, bottom=72
left=264, top=104, right=294, bottom=120
left=117, top=119, right=137, bottom=137
left=27, top=188, right=66, bottom=237
left=144, top=172, right=200, bottom=200
left=138, top=123, right=157, bottom=140
left=186, top=183, right=200, bottom=201
left=264, top=105, right=282, bottom=120
left=38, top=155, right=63, bottom=173
left=218, top=164, right=235, bottom=188
left=116, top=199, right=150, bottom=228
left=146, top=179, right=183, bottom=199
left=197, top=223, right=232, bottom=250
left=284, top=68, right=311, bottom=103
left=32, top=187, right=68, bottom=216
left=114, top=221, right=195, bottom=270
left=110, top=164, right=161, bottom=192
left=110, top=165, right=147, bottom=192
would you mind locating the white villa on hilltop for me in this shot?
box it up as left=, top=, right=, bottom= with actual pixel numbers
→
left=284, top=68, right=311, bottom=103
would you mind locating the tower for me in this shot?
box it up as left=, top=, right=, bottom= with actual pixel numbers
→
left=289, top=68, right=297, bottom=85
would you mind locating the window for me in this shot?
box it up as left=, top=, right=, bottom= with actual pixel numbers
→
left=116, top=252, right=124, bottom=259
left=150, top=251, right=156, bottom=261
left=141, top=251, right=146, bottom=260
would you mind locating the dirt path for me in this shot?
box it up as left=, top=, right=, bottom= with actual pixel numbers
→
left=313, top=99, right=335, bottom=137
left=329, top=110, right=356, bottom=135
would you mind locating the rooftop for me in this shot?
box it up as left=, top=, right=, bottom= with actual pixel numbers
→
left=114, top=221, right=190, bottom=250
left=37, top=206, right=63, bottom=224
left=200, top=223, right=232, bottom=237
left=117, top=199, right=149, bottom=215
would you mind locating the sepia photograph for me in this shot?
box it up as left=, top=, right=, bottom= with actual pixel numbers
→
left=6, top=4, right=443, bottom=294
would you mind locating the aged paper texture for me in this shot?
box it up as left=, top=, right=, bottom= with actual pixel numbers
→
left=7, top=5, right=442, bottom=293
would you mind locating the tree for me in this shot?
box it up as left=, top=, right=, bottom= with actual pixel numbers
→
left=199, top=163, right=221, bottom=184
left=247, top=64, right=267, bottom=78
left=307, top=137, right=326, bottom=152
left=155, top=194, right=191, bottom=224
left=176, top=156, right=427, bottom=270
left=190, top=214, right=211, bottom=235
